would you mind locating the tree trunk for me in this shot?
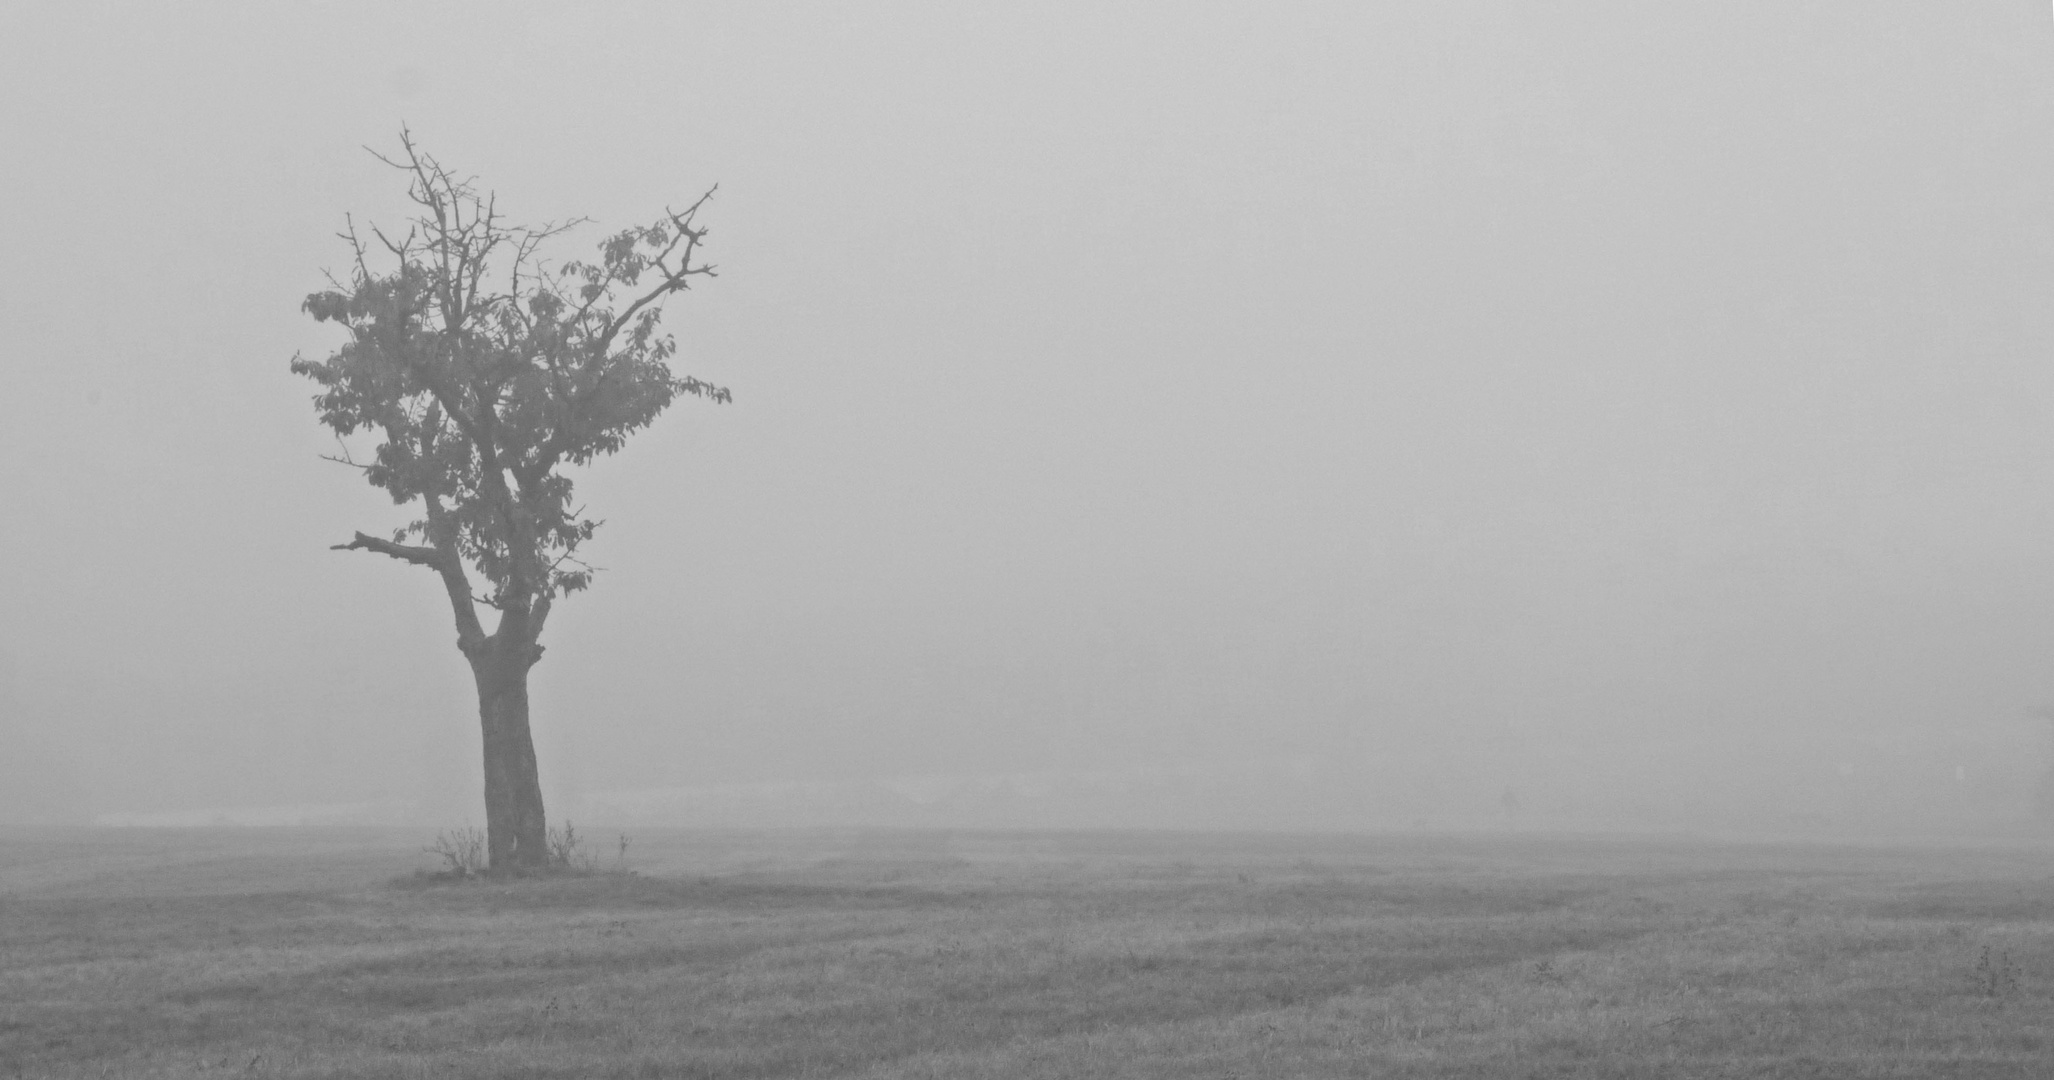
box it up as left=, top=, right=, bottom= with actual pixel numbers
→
left=471, top=636, right=548, bottom=871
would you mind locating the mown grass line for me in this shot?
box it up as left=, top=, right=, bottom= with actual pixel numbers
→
left=4, top=830, right=2051, bottom=1079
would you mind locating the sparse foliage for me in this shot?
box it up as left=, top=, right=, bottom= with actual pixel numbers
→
left=293, top=131, right=728, bottom=870
left=425, top=825, right=488, bottom=878
left=546, top=819, right=599, bottom=872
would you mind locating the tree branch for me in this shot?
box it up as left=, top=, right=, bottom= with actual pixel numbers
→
left=331, top=532, right=444, bottom=567
left=423, top=495, right=489, bottom=651
left=596, top=189, right=720, bottom=350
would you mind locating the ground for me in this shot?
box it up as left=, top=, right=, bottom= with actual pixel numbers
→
left=1, top=826, right=2051, bottom=1078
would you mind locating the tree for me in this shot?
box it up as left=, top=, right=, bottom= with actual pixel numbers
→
left=292, top=133, right=729, bottom=870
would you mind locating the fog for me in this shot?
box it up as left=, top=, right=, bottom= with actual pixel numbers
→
left=4, top=1, right=2054, bottom=835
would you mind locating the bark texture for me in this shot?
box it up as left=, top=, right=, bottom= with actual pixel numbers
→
left=466, top=625, right=548, bottom=870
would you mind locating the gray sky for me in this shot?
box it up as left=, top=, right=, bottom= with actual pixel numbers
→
left=5, top=1, right=2054, bottom=828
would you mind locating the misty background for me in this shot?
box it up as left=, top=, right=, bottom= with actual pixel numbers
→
left=4, top=1, right=2054, bottom=835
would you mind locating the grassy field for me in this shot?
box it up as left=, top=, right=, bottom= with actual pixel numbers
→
left=2, top=826, right=2051, bottom=1078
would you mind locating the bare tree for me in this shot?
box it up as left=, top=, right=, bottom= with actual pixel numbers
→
left=292, top=132, right=730, bottom=869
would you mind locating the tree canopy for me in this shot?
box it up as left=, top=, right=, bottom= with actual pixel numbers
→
left=294, top=132, right=729, bottom=638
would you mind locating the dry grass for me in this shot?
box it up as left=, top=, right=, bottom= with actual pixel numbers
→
left=2, top=826, right=2051, bottom=1078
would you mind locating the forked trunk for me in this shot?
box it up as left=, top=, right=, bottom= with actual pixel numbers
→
left=471, top=637, right=548, bottom=871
